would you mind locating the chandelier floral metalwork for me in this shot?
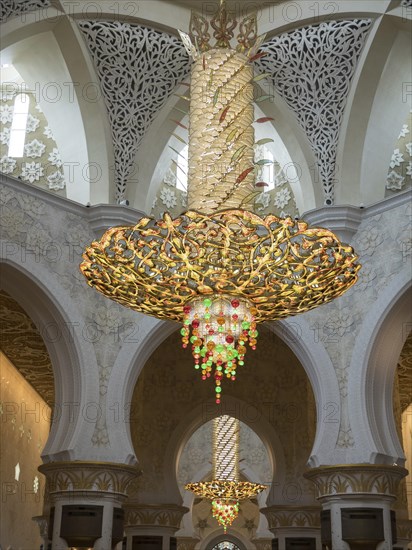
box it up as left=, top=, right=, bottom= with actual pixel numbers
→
left=80, top=0, right=360, bottom=402
left=185, top=415, right=267, bottom=531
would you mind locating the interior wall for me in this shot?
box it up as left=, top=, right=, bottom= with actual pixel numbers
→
left=0, top=351, right=51, bottom=549
left=402, top=404, right=412, bottom=520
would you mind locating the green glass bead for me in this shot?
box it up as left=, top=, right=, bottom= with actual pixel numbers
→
left=204, top=298, right=212, bottom=307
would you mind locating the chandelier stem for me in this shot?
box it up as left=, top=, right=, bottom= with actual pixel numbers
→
left=187, top=48, right=255, bottom=213
left=213, top=415, right=239, bottom=481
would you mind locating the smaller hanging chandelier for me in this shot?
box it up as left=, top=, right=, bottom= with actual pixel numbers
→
left=185, top=415, right=267, bottom=531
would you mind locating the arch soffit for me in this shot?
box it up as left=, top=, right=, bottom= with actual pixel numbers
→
left=348, top=268, right=412, bottom=464
left=269, top=318, right=341, bottom=466
left=0, top=253, right=100, bottom=460
left=337, top=15, right=410, bottom=206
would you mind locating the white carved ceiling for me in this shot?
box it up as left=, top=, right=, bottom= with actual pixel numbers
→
left=171, top=0, right=283, bottom=12
left=77, top=17, right=372, bottom=204
left=0, top=290, right=54, bottom=406
left=0, top=0, right=50, bottom=23
left=1, top=1, right=404, bottom=207
left=255, top=19, right=372, bottom=205
left=78, top=20, right=191, bottom=202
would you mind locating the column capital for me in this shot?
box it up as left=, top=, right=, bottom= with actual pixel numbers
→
left=397, top=518, right=412, bottom=547
left=251, top=538, right=273, bottom=550
left=177, top=536, right=201, bottom=550
left=261, top=505, right=320, bottom=530
left=303, top=464, right=408, bottom=501
left=125, top=503, right=189, bottom=532
left=39, top=461, right=141, bottom=498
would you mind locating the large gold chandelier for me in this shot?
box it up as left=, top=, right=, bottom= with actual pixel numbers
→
left=185, top=415, right=267, bottom=531
left=81, top=1, right=360, bottom=402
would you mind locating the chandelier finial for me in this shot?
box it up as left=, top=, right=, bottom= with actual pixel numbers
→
left=211, top=0, right=237, bottom=48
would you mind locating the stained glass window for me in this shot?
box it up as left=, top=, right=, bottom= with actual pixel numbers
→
left=211, top=542, right=241, bottom=550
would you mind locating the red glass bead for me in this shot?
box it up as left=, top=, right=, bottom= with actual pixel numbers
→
left=226, top=335, right=234, bottom=344
left=231, top=299, right=240, bottom=308
left=183, top=305, right=191, bottom=314
left=192, top=319, right=200, bottom=328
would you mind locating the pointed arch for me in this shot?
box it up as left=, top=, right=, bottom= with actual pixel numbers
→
left=0, top=250, right=100, bottom=462
left=348, top=267, right=412, bottom=464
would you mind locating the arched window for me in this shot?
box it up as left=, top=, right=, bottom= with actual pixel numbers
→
left=176, top=144, right=188, bottom=191
left=206, top=534, right=247, bottom=550
left=255, top=144, right=275, bottom=191
left=211, top=542, right=242, bottom=550
left=8, top=93, right=30, bottom=157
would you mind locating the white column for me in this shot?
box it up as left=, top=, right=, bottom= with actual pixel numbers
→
left=124, top=504, right=188, bottom=549
left=321, top=496, right=394, bottom=550
left=304, top=465, right=408, bottom=550
left=94, top=498, right=115, bottom=550
left=39, top=462, right=139, bottom=550
left=50, top=500, right=67, bottom=550
left=51, top=491, right=125, bottom=550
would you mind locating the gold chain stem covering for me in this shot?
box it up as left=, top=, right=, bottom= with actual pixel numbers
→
left=213, top=415, right=239, bottom=481
left=188, top=48, right=255, bottom=213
